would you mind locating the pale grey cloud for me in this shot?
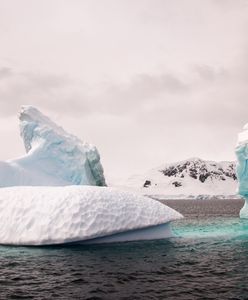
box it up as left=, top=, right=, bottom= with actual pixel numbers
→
left=211, top=0, right=248, bottom=10
left=0, top=68, right=190, bottom=117
left=96, top=73, right=189, bottom=115
left=0, top=67, right=12, bottom=80
left=193, top=65, right=228, bottom=82
left=0, top=67, right=90, bottom=116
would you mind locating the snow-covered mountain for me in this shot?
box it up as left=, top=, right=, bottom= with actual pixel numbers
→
left=123, top=158, right=238, bottom=199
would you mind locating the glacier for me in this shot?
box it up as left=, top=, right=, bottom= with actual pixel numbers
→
left=0, top=186, right=182, bottom=245
left=236, top=123, right=248, bottom=218
left=0, top=106, right=106, bottom=187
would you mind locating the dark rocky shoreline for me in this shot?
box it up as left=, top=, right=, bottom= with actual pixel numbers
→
left=160, top=198, right=244, bottom=218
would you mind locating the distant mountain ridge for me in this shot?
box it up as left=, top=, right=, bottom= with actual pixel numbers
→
left=124, top=158, right=238, bottom=199
left=157, top=157, right=236, bottom=185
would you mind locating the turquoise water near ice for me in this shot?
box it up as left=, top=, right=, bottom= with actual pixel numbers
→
left=1, top=199, right=248, bottom=299
left=173, top=216, right=248, bottom=239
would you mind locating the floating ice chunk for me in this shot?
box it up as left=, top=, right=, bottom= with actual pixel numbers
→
left=236, top=124, right=248, bottom=197
left=235, top=124, right=248, bottom=218
left=0, top=106, right=106, bottom=187
left=0, top=186, right=182, bottom=245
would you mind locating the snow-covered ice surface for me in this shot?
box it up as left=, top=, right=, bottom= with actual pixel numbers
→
left=121, top=158, right=238, bottom=200
left=236, top=124, right=248, bottom=218
left=0, top=186, right=182, bottom=245
left=0, top=106, right=106, bottom=187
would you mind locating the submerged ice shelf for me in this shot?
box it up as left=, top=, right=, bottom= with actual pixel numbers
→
left=0, top=186, right=182, bottom=245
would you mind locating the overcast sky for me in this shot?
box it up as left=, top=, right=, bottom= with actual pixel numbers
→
left=0, top=0, right=248, bottom=183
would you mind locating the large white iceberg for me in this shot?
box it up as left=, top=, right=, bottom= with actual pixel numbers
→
left=0, top=106, right=182, bottom=245
left=0, top=186, right=182, bottom=245
left=0, top=106, right=106, bottom=187
left=236, top=123, right=248, bottom=218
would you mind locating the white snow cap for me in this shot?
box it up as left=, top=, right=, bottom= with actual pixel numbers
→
left=0, top=105, right=106, bottom=187
left=236, top=123, right=248, bottom=146
left=0, top=186, right=182, bottom=245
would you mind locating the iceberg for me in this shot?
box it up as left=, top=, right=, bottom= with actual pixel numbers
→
left=0, top=106, right=106, bottom=187
left=236, top=123, right=248, bottom=218
left=0, top=186, right=182, bottom=245
left=0, top=106, right=183, bottom=245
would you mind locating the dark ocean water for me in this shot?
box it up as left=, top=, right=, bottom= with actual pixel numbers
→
left=1, top=199, right=248, bottom=300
